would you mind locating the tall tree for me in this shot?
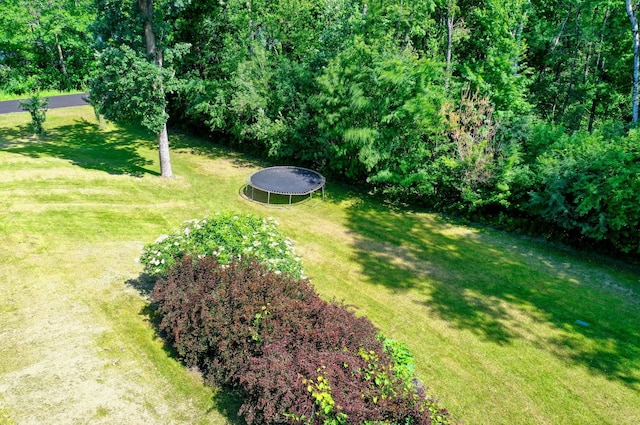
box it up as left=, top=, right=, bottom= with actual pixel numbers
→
left=434, top=0, right=467, bottom=90
left=526, top=0, right=628, bottom=131
left=444, top=0, right=458, bottom=90
left=455, top=0, right=531, bottom=113
left=171, top=0, right=360, bottom=160
left=626, top=0, right=640, bottom=124
left=138, top=0, right=172, bottom=177
left=90, top=0, right=185, bottom=178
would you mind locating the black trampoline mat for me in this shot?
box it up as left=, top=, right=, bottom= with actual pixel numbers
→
left=248, top=166, right=325, bottom=195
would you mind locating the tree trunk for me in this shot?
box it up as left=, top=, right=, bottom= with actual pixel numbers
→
left=445, top=5, right=454, bottom=90
left=626, top=0, right=639, bottom=124
left=138, top=0, right=172, bottom=178
left=158, top=123, right=173, bottom=178
left=513, top=13, right=526, bottom=75
left=54, top=32, right=69, bottom=89
left=587, top=10, right=610, bottom=132
left=588, top=96, right=598, bottom=133
left=138, top=0, right=158, bottom=62
left=552, top=13, right=570, bottom=49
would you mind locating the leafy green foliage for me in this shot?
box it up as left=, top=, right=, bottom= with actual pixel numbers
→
left=5, top=0, right=638, bottom=254
left=526, top=0, right=629, bottom=130
left=302, top=366, right=349, bottom=424
left=313, top=39, right=447, bottom=183
left=528, top=127, right=640, bottom=253
left=90, top=45, right=171, bottom=134
left=456, top=0, right=531, bottom=113
left=169, top=0, right=333, bottom=158
left=140, top=212, right=304, bottom=278
left=382, top=337, right=416, bottom=387
left=151, top=255, right=451, bottom=424
left=19, top=93, right=49, bottom=134
left=159, top=0, right=638, bottom=257
left=0, top=0, right=96, bottom=93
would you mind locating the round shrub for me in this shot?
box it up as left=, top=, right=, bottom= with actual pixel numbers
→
left=139, top=212, right=304, bottom=278
left=151, top=255, right=450, bottom=425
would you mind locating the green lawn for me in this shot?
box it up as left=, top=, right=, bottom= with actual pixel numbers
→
left=1, top=107, right=639, bottom=424
left=0, top=89, right=85, bottom=101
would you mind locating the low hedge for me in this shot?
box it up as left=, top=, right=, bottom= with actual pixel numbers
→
left=151, top=255, right=450, bottom=424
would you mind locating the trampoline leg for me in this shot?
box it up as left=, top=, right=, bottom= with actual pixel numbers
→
left=289, top=194, right=292, bottom=205
left=268, top=192, right=271, bottom=204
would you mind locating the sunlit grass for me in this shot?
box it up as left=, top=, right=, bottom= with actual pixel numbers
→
left=0, top=106, right=639, bottom=424
left=0, top=89, right=85, bottom=101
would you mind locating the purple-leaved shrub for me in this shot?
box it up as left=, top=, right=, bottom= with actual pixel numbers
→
left=151, top=256, right=450, bottom=424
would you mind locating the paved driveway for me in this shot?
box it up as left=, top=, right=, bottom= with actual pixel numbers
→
left=0, top=93, right=89, bottom=114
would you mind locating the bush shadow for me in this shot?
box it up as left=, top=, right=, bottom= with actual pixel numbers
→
left=344, top=195, right=640, bottom=391
left=128, top=276, right=246, bottom=425
left=125, top=273, right=156, bottom=297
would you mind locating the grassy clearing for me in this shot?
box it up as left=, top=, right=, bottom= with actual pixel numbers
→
left=0, top=90, right=85, bottom=101
left=0, top=107, right=639, bottom=424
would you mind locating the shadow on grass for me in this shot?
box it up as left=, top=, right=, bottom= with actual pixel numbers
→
left=342, top=196, right=640, bottom=391
left=132, top=284, right=246, bottom=424
left=240, top=184, right=324, bottom=208
left=125, top=273, right=156, bottom=297
left=169, top=130, right=267, bottom=170
left=0, top=119, right=159, bottom=176
left=0, top=113, right=272, bottom=179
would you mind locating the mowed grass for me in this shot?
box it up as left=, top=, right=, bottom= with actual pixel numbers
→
left=0, top=107, right=639, bottom=424
left=0, top=90, right=85, bottom=101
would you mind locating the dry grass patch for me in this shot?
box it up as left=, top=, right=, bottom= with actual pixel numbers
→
left=0, top=109, right=236, bottom=424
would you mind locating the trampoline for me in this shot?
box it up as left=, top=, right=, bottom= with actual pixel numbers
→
left=246, top=166, right=326, bottom=205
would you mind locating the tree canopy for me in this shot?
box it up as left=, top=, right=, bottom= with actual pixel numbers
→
left=0, top=0, right=95, bottom=93
left=1, top=0, right=638, bottom=254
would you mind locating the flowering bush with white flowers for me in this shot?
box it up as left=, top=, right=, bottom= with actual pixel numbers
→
left=140, top=212, right=304, bottom=278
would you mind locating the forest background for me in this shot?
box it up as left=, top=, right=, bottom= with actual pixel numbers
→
left=1, top=0, right=639, bottom=258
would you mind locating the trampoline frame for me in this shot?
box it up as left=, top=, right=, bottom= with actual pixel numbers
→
left=246, top=166, right=326, bottom=205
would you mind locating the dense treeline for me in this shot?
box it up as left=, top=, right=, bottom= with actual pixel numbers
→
left=2, top=0, right=638, bottom=254
left=0, top=0, right=95, bottom=93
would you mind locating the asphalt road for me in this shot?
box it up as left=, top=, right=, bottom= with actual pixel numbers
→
left=0, top=93, right=89, bottom=114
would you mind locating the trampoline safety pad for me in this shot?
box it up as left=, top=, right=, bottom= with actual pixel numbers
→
left=246, top=166, right=326, bottom=205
